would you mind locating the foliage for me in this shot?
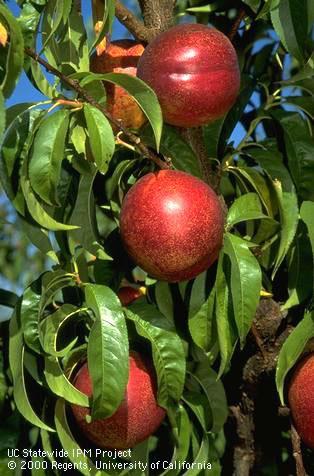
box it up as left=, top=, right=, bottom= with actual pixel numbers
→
left=0, top=0, right=313, bottom=475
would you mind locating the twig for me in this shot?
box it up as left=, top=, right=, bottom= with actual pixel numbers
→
left=115, top=1, right=151, bottom=43
left=291, top=423, right=307, bottom=476
left=24, top=47, right=170, bottom=170
left=228, top=8, right=246, bottom=42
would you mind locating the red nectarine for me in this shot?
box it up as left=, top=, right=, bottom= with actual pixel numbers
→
left=288, top=353, right=314, bottom=449
left=71, top=351, right=165, bottom=449
left=90, top=40, right=146, bottom=130
left=137, top=24, right=240, bottom=127
left=119, top=170, right=224, bottom=282
left=118, top=286, right=144, bottom=306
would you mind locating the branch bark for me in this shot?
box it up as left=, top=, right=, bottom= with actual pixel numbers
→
left=230, top=299, right=290, bottom=475
left=115, top=1, right=151, bottom=43
left=24, top=47, right=170, bottom=170
left=138, top=0, right=175, bottom=40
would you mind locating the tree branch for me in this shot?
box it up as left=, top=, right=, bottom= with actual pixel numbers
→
left=115, top=1, right=151, bottom=43
left=138, top=0, right=175, bottom=40
left=24, top=47, right=170, bottom=170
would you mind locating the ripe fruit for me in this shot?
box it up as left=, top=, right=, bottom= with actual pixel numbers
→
left=119, top=170, right=224, bottom=282
left=137, top=24, right=240, bottom=127
left=288, top=353, right=314, bottom=449
left=118, top=286, right=144, bottom=306
left=71, top=351, right=165, bottom=449
left=90, top=40, right=146, bottom=130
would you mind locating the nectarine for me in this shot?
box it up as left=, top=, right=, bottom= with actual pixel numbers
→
left=90, top=40, right=146, bottom=130
left=118, top=286, right=143, bottom=306
left=71, top=351, right=165, bottom=449
left=137, top=24, right=240, bottom=127
left=119, top=170, right=224, bottom=282
left=288, top=353, right=314, bottom=449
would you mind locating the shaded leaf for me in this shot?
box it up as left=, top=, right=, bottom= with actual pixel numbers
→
left=276, top=311, right=314, bottom=404
left=126, top=301, right=186, bottom=407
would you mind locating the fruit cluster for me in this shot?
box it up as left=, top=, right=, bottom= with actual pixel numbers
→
left=72, top=23, right=314, bottom=457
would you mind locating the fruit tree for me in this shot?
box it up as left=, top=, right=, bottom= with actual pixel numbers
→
left=0, top=0, right=314, bottom=475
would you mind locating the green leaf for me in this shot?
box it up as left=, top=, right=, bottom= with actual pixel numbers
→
left=54, top=2, right=89, bottom=74
left=247, top=145, right=299, bottom=278
left=44, top=356, right=88, bottom=406
left=20, top=217, right=59, bottom=263
left=0, top=4, right=24, bottom=98
left=271, top=0, right=310, bottom=62
left=188, top=272, right=215, bottom=352
left=21, top=176, right=78, bottom=231
left=9, top=306, right=54, bottom=431
left=0, top=107, right=45, bottom=215
left=193, top=360, right=228, bottom=433
left=215, top=251, right=238, bottom=376
left=41, top=0, right=69, bottom=52
left=20, top=279, right=42, bottom=354
left=159, top=404, right=191, bottom=476
left=271, top=111, right=314, bottom=201
left=229, top=166, right=276, bottom=217
left=227, top=192, right=269, bottom=228
left=85, top=284, right=129, bottom=419
left=276, top=311, right=314, bottom=404
left=85, top=72, right=163, bottom=151
left=219, top=75, right=255, bottom=152
left=283, top=96, right=314, bottom=119
left=54, top=399, right=99, bottom=476
left=84, top=104, right=115, bottom=174
left=155, top=282, right=174, bottom=322
left=29, top=109, right=70, bottom=206
left=126, top=301, right=186, bottom=407
left=90, top=0, right=115, bottom=51
left=224, top=233, right=262, bottom=346
left=300, top=201, right=314, bottom=304
left=282, top=222, right=313, bottom=310
left=69, top=166, right=111, bottom=260
left=38, top=304, right=81, bottom=357
left=141, top=124, right=201, bottom=177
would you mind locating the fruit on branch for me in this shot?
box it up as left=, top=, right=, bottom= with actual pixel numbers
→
left=137, top=24, right=240, bottom=127
left=118, top=286, right=144, bottom=306
left=120, top=170, right=224, bottom=282
left=71, top=351, right=165, bottom=449
left=90, top=40, right=146, bottom=130
left=288, top=353, right=314, bottom=449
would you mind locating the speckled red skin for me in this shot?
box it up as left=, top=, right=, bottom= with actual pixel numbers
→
left=90, top=40, right=146, bottom=130
left=119, top=170, right=224, bottom=282
left=71, top=351, right=166, bottom=449
left=288, top=353, right=314, bottom=449
left=137, top=24, right=240, bottom=127
left=118, top=287, right=142, bottom=306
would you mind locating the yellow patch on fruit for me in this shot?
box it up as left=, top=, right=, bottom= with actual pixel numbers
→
left=95, top=21, right=107, bottom=56
left=0, top=22, right=8, bottom=47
